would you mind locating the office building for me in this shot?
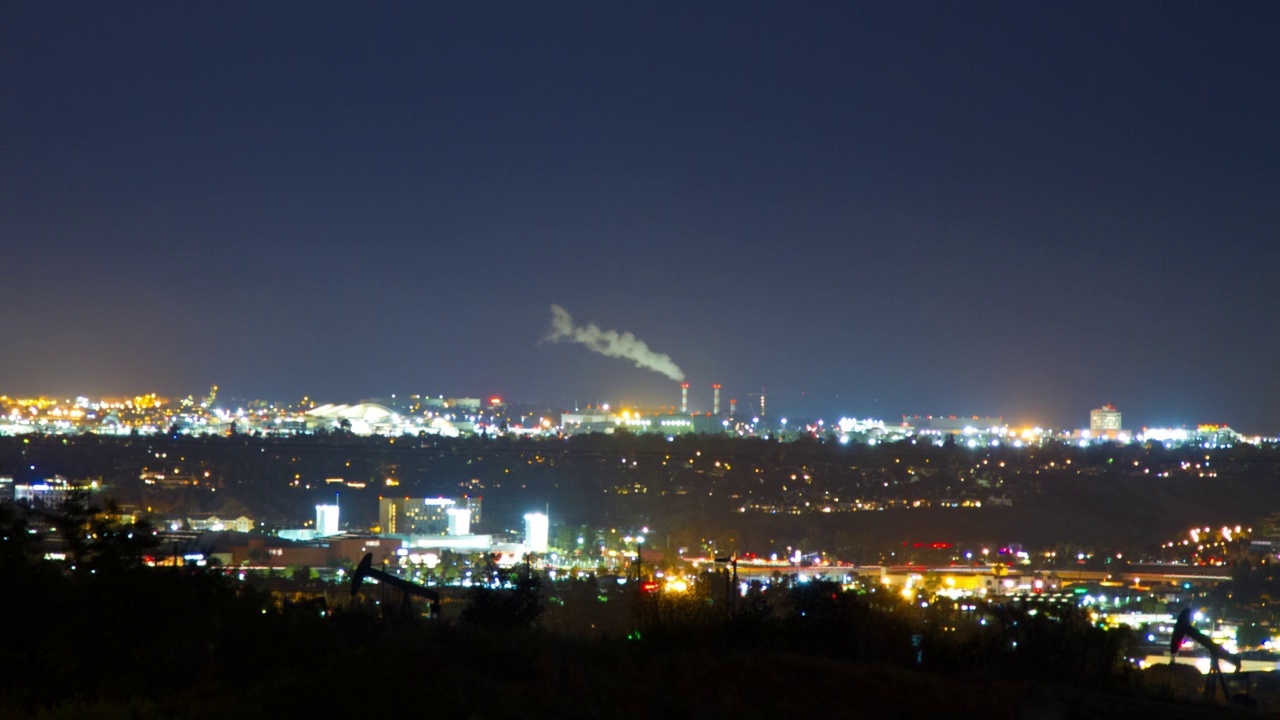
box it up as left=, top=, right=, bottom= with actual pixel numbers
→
left=1090, top=404, right=1122, bottom=432
left=379, top=496, right=483, bottom=535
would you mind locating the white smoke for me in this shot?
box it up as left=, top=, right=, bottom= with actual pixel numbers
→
left=544, top=304, right=686, bottom=382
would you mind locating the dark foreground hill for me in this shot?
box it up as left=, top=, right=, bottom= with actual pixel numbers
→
left=0, top=545, right=1266, bottom=720
left=4, top=633, right=1263, bottom=720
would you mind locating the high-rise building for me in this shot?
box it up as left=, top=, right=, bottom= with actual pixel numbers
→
left=315, top=504, right=340, bottom=536
left=1090, top=404, right=1122, bottom=432
left=446, top=507, right=471, bottom=536
left=523, top=512, right=549, bottom=553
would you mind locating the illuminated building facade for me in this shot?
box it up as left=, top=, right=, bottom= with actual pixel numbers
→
left=379, top=496, right=482, bottom=535
left=13, top=476, right=77, bottom=508
left=905, top=416, right=1006, bottom=434
left=446, top=507, right=471, bottom=536
left=524, top=512, right=549, bottom=553
left=1090, top=404, right=1123, bottom=432
left=187, top=514, right=255, bottom=532
left=315, top=504, right=340, bottom=536
left=1194, top=425, right=1242, bottom=446
left=561, top=410, right=720, bottom=436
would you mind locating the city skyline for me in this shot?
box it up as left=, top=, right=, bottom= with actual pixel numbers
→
left=4, top=4, right=1277, bottom=430
left=0, top=385, right=1266, bottom=436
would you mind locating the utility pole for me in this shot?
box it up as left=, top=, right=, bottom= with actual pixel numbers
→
left=715, top=555, right=738, bottom=617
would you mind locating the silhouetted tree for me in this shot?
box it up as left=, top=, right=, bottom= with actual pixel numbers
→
left=50, top=491, right=159, bottom=575
left=460, top=576, right=543, bottom=629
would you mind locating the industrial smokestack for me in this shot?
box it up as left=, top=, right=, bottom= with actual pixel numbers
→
left=730, top=398, right=737, bottom=417
left=712, top=384, right=721, bottom=415
left=681, top=383, right=689, bottom=414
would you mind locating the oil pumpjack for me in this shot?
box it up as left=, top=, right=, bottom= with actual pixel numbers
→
left=1169, top=607, right=1250, bottom=703
left=350, top=552, right=440, bottom=620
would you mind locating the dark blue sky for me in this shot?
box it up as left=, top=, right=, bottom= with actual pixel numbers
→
left=3, top=3, right=1278, bottom=430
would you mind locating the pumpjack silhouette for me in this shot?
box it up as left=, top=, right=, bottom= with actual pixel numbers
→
left=350, top=553, right=441, bottom=619
left=1169, top=608, right=1253, bottom=705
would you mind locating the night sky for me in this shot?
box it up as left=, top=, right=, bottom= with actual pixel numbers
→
left=3, top=3, right=1278, bottom=430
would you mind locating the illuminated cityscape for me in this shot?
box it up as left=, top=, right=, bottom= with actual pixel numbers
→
left=8, top=378, right=1280, bottom=714
left=0, top=390, right=1266, bottom=448
left=5, top=1, right=1279, bottom=716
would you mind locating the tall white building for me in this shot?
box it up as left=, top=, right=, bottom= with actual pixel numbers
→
left=1090, top=404, right=1122, bottom=432
left=523, top=512, right=549, bottom=553
left=315, top=504, right=340, bottom=537
left=446, top=507, right=471, bottom=536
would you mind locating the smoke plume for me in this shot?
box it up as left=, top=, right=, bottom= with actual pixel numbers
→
left=544, top=305, right=686, bottom=382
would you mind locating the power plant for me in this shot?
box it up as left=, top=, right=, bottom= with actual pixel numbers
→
left=558, top=381, right=750, bottom=436
left=673, top=383, right=731, bottom=417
